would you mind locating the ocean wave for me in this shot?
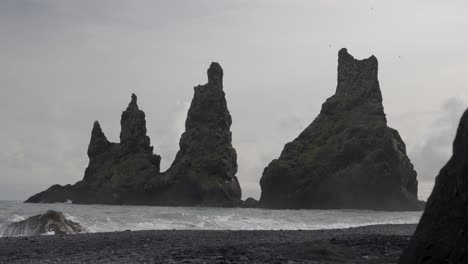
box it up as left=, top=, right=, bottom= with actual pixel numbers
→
left=0, top=201, right=422, bottom=237
left=0, top=210, right=86, bottom=237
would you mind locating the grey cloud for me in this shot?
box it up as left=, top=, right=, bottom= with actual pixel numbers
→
left=0, top=1, right=467, bottom=200
left=410, top=98, right=467, bottom=182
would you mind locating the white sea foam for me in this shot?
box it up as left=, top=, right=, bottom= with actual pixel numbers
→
left=8, top=214, right=26, bottom=222
left=0, top=201, right=422, bottom=237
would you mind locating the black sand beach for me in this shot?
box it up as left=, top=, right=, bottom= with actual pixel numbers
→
left=0, top=224, right=416, bottom=263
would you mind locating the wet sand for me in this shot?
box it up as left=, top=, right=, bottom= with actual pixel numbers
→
left=0, top=224, right=415, bottom=263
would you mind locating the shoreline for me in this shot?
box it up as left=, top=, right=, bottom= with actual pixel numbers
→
left=0, top=224, right=416, bottom=263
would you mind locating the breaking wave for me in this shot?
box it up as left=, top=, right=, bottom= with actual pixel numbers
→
left=0, top=201, right=422, bottom=237
left=0, top=210, right=86, bottom=237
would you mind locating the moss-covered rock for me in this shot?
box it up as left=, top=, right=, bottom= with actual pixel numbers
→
left=259, top=49, right=422, bottom=211
left=160, top=62, right=241, bottom=207
left=25, top=63, right=241, bottom=207
left=26, top=94, right=161, bottom=205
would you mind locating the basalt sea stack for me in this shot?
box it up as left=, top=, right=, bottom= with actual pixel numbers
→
left=400, top=109, right=468, bottom=263
left=26, top=63, right=241, bottom=207
left=259, top=49, right=421, bottom=211
left=154, top=62, right=241, bottom=206
left=26, top=93, right=162, bottom=204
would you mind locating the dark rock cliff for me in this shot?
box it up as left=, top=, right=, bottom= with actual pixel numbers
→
left=155, top=62, right=241, bottom=206
left=26, top=94, right=162, bottom=205
left=399, top=109, right=468, bottom=263
left=26, top=63, right=241, bottom=206
left=259, top=49, right=421, bottom=211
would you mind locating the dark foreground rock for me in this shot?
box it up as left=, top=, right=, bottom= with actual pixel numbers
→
left=399, top=109, right=468, bottom=263
left=0, top=224, right=416, bottom=264
left=1, top=210, right=84, bottom=237
left=26, top=63, right=241, bottom=207
left=260, top=49, right=422, bottom=211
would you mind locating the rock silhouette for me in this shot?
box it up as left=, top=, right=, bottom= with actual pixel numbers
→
left=159, top=62, right=241, bottom=206
left=26, top=63, right=241, bottom=207
left=26, top=93, right=162, bottom=204
left=399, top=109, right=468, bottom=263
left=259, top=49, right=422, bottom=210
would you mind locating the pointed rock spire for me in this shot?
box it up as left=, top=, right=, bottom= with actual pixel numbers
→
left=127, top=93, right=138, bottom=110
left=336, top=48, right=380, bottom=98
left=26, top=93, right=162, bottom=205
left=207, top=62, right=223, bottom=86
left=321, top=48, right=383, bottom=115
left=87, top=121, right=111, bottom=158
left=120, top=93, right=151, bottom=151
left=166, top=62, right=241, bottom=206
left=185, top=62, right=231, bottom=131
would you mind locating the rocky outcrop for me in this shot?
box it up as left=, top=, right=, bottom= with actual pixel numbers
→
left=399, top=109, right=468, bottom=263
left=154, top=62, right=241, bottom=206
left=26, top=94, right=161, bottom=205
left=1, top=210, right=84, bottom=236
left=242, top=197, right=259, bottom=208
left=26, top=63, right=241, bottom=207
left=259, top=49, right=422, bottom=211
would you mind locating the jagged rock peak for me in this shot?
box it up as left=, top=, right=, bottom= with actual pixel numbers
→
left=336, top=48, right=379, bottom=96
left=259, top=49, right=420, bottom=210
left=165, top=62, right=241, bottom=206
left=92, top=120, right=104, bottom=135
left=320, top=48, right=383, bottom=116
left=87, top=121, right=111, bottom=158
left=207, top=62, right=223, bottom=86
left=338, top=48, right=378, bottom=64
left=120, top=93, right=151, bottom=150
left=126, top=93, right=139, bottom=110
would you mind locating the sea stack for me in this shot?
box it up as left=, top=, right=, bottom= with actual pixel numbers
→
left=400, top=109, right=468, bottom=263
left=26, top=63, right=241, bottom=207
left=259, top=49, right=421, bottom=210
left=161, top=62, right=242, bottom=206
left=26, top=94, right=162, bottom=204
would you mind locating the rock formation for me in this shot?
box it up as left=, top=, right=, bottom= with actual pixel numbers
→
left=399, top=109, right=468, bottom=263
left=26, top=94, right=161, bottom=204
left=259, top=48, right=422, bottom=211
left=242, top=197, right=259, bottom=208
left=26, top=63, right=241, bottom=207
left=155, top=62, right=242, bottom=206
left=1, top=210, right=85, bottom=236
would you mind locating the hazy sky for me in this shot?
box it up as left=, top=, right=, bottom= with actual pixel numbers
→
left=1, top=0, right=467, bottom=201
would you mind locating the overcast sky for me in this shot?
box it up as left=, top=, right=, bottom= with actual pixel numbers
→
left=1, top=0, right=467, bottom=201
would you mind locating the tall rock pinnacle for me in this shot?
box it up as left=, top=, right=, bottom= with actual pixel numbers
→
left=207, top=62, right=223, bottom=86
left=26, top=93, right=162, bottom=204
left=165, top=62, right=241, bottom=206
left=120, top=93, right=152, bottom=152
left=400, top=109, right=468, bottom=263
left=87, top=121, right=111, bottom=158
left=321, top=48, right=383, bottom=116
left=25, top=63, right=239, bottom=207
left=336, top=48, right=381, bottom=101
left=259, top=49, right=421, bottom=210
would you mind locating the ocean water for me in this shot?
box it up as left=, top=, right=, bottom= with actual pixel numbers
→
left=0, top=201, right=422, bottom=237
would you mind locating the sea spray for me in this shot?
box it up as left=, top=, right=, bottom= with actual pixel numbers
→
left=0, top=201, right=422, bottom=237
